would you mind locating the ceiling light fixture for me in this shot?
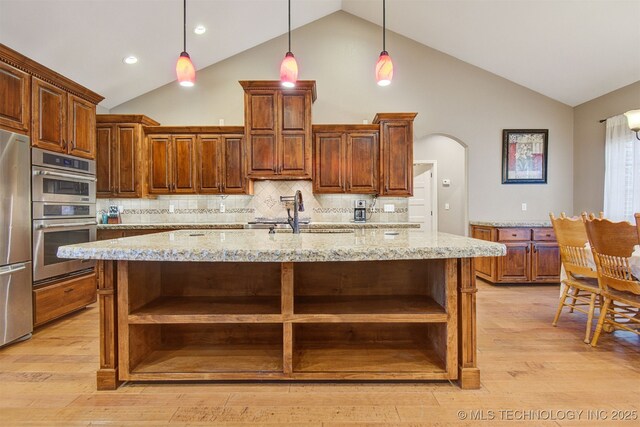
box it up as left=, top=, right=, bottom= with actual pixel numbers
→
left=280, top=0, right=298, bottom=88
left=194, top=25, right=206, bottom=35
left=176, top=0, right=195, bottom=87
left=375, top=0, right=393, bottom=86
left=624, top=110, right=640, bottom=140
left=123, top=56, right=138, bottom=65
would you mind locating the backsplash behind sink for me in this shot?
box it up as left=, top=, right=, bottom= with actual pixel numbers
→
left=97, top=181, right=409, bottom=224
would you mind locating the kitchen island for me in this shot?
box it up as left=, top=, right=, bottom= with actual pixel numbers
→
left=58, top=229, right=505, bottom=390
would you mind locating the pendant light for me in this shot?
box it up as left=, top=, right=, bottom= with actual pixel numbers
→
left=280, top=0, right=298, bottom=88
left=176, top=0, right=195, bottom=87
left=375, top=0, right=393, bottom=86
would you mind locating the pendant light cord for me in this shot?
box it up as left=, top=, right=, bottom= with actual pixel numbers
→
left=288, top=0, right=291, bottom=53
left=382, top=0, right=386, bottom=52
left=183, top=0, right=187, bottom=53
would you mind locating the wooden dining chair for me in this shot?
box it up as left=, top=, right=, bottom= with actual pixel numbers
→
left=550, top=213, right=601, bottom=343
left=583, top=213, right=640, bottom=346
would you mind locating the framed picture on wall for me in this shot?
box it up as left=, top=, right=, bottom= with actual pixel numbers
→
left=502, top=129, right=548, bottom=184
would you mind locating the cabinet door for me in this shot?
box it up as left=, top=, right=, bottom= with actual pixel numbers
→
left=0, top=61, right=30, bottom=133
left=313, top=132, right=345, bottom=193
left=279, top=90, right=311, bottom=177
left=172, top=135, right=196, bottom=193
left=223, top=135, right=246, bottom=194
left=68, top=94, right=96, bottom=159
left=531, top=242, right=561, bottom=282
left=471, top=226, right=495, bottom=279
left=114, top=125, right=139, bottom=197
left=380, top=121, right=412, bottom=196
left=96, top=125, right=114, bottom=197
left=496, top=242, right=530, bottom=282
left=197, top=135, right=222, bottom=194
left=346, top=132, right=378, bottom=194
left=246, top=91, right=277, bottom=176
left=32, top=78, right=67, bottom=153
left=148, top=135, right=171, bottom=194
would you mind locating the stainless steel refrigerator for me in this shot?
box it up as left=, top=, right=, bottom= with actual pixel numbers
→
left=0, top=129, right=32, bottom=347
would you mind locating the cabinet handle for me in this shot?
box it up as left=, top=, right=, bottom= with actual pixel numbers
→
left=62, top=139, right=67, bottom=149
left=512, top=233, right=517, bottom=237
left=70, top=140, right=75, bottom=150
left=385, top=185, right=389, bottom=192
left=533, top=245, right=537, bottom=253
left=64, top=288, right=74, bottom=293
left=526, top=246, right=530, bottom=253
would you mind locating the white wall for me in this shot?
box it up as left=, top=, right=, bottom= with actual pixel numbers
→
left=111, top=11, right=575, bottom=221
left=415, top=135, right=466, bottom=235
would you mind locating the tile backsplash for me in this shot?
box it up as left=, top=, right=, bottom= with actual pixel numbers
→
left=98, top=181, right=408, bottom=224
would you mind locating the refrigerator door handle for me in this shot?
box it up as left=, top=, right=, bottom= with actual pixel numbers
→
left=0, top=263, right=28, bottom=276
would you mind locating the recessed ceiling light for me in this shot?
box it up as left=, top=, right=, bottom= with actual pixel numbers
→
left=194, top=25, right=206, bottom=35
left=123, top=56, right=138, bottom=65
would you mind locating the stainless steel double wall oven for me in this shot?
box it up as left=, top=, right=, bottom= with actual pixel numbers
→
left=32, top=148, right=97, bottom=283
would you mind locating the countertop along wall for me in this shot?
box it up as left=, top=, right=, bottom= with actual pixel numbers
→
left=573, top=81, right=640, bottom=215
left=110, top=11, right=575, bottom=222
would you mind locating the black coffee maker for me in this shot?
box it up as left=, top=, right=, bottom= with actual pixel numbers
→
left=353, top=199, right=367, bottom=223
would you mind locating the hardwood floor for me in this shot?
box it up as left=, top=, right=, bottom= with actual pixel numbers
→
left=0, top=280, right=638, bottom=426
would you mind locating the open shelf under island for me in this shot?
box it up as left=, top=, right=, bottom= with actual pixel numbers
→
left=57, top=228, right=505, bottom=389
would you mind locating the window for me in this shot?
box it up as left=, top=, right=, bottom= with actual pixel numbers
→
left=604, top=115, right=640, bottom=222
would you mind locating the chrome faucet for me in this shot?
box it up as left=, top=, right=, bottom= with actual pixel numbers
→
left=280, top=190, right=304, bottom=234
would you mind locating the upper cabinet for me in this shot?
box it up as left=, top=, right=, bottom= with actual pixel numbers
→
left=32, top=78, right=97, bottom=159
left=374, top=113, right=417, bottom=197
left=0, top=61, right=30, bottom=133
left=96, top=115, right=160, bottom=198
left=196, top=133, right=249, bottom=195
left=1, top=44, right=103, bottom=156
left=313, top=125, right=379, bottom=194
left=241, top=81, right=315, bottom=179
left=144, top=126, right=251, bottom=196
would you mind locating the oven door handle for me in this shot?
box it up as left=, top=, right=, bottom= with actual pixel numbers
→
left=33, top=170, right=98, bottom=182
left=0, top=263, right=28, bottom=276
left=36, top=221, right=97, bottom=230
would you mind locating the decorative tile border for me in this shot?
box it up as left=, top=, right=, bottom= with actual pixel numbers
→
left=99, top=208, right=255, bottom=215
left=312, top=207, right=408, bottom=214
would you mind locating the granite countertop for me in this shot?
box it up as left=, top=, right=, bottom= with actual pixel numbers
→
left=59, top=229, right=505, bottom=263
left=97, top=222, right=421, bottom=230
left=469, top=220, right=552, bottom=227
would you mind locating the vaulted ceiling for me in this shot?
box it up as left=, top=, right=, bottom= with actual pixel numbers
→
left=1, top=0, right=638, bottom=109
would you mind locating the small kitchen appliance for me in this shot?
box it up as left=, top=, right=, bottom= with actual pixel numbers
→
left=354, top=199, right=367, bottom=223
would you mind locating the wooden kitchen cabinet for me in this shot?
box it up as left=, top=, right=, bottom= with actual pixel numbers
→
left=197, top=134, right=248, bottom=194
left=148, top=134, right=196, bottom=194
left=241, top=81, right=315, bottom=179
left=33, top=271, right=97, bottom=327
left=96, top=115, right=160, bottom=198
left=313, top=125, right=379, bottom=194
left=470, top=224, right=561, bottom=284
left=32, top=77, right=97, bottom=159
left=0, top=61, right=30, bottom=133
left=374, top=113, right=417, bottom=197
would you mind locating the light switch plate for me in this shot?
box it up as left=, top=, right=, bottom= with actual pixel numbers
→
left=220, top=203, right=226, bottom=213
left=444, top=203, right=450, bottom=210
left=521, top=203, right=527, bottom=211
left=442, top=179, right=451, bottom=186
left=169, top=204, right=175, bottom=213
left=384, top=204, right=395, bottom=213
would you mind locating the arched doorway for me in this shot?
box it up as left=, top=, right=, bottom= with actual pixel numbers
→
left=414, top=134, right=469, bottom=236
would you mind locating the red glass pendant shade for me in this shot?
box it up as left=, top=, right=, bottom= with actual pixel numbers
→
left=375, top=51, right=393, bottom=86
left=176, top=52, right=195, bottom=87
left=280, top=52, right=298, bottom=88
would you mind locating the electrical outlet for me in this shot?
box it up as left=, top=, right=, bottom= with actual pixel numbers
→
left=444, top=203, right=450, bottom=210
left=169, top=204, right=175, bottom=213
left=383, top=204, right=395, bottom=213
left=118, top=205, right=124, bottom=213
left=220, top=203, right=225, bottom=213
left=521, top=203, right=527, bottom=211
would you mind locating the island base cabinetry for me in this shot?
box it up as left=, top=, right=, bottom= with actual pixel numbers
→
left=97, top=258, right=479, bottom=388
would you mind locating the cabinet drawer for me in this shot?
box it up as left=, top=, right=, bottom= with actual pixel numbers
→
left=497, top=228, right=530, bottom=241
left=34, top=272, right=97, bottom=326
left=532, top=228, right=556, bottom=241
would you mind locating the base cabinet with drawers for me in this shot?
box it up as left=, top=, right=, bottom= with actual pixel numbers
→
left=470, top=224, right=560, bottom=284
left=33, top=271, right=97, bottom=327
